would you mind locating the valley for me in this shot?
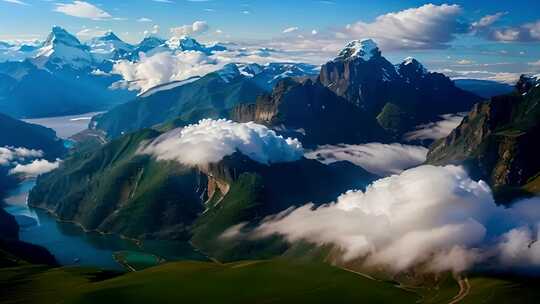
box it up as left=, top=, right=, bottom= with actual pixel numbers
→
left=1, top=2, right=540, bottom=303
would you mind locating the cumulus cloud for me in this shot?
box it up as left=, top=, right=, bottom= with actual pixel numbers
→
left=110, top=42, right=310, bottom=92
left=342, top=4, right=466, bottom=50
left=257, top=3, right=466, bottom=62
left=404, top=113, right=466, bottom=142
left=246, top=165, right=540, bottom=274
left=112, top=51, right=219, bottom=92
left=141, top=119, right=303, bottom=166
left=54, top=1, right=112, bottom=20
left=137, top=17, right=152, bottom=23
left=0, top=146, right=43, bottom=166
left=9, top=159, right=60, bottom=177
left=481, top=20, right=540, bottom=42
left=170, top=21, right=209, bottom=37
left=304, top=143, right=428, bottom=176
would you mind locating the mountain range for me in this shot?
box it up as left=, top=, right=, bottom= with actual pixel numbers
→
left=91, top=62, right=319, bottom=138
left=0, top=27, right=232, bottom=119
left=233, top=39, right=481, bottom=145
left=92, top=39, right=481, bottom=146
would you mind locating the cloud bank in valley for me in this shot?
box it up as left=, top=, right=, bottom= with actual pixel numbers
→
left=404, top=113, right=466, bottom=142
left=240, top=165, right=540, bottom=274
left=1, top=146, right=59, bottom=177
left=112, top=51, right=220, bottom=92
left=9, top=159, right=60, bottom=177
left=304, top=143, right=428, bottom=176
left=0, top=146, right=43, bottom=165
left=141, top=119, right=303, bottom=166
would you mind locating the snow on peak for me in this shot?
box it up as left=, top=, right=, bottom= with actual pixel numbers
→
left=237, top=63, right=264, bottom=77
left=398, top=56, right=428, bottom=75
left=216, top=63, right=241, bottom=82
left=89, top=31, right=132, bottom=61
left=45, top=26, right=83, bottom=48
left=166, top=35, right=203, bottom=51
left=336, top=39, right=379, bottom=61
left=403, top=57, right=417, bottom=65
left=35, top=26, right=92, bottom=69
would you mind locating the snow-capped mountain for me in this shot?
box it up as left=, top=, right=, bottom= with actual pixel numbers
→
left=130, top=36, right=168, bottom=59
left=165, top=36, right=226, bottom=54
left=89, top=31, right=134, bottom=61
left=335, top=38, right=380, bottom=61
left=33, top=26, right=93, bottom=70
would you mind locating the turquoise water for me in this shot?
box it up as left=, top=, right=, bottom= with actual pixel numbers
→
left=3, top=180, right=207, bottom=270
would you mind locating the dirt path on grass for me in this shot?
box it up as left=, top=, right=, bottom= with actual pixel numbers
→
left=448, top=276, right=470, bottom=304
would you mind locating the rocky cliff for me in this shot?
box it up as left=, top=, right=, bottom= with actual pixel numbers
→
left=427, top=75, right=540, bottom=201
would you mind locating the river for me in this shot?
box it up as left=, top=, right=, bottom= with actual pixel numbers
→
left=4, top=180, right=207, bottom=270
left=3, top=113, right=206, bottom=270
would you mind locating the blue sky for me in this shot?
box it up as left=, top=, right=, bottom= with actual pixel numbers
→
left=1, top=0, right=540, bottom=82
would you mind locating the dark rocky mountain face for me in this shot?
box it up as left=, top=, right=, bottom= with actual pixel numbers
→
left=319, top=41, right=399, bottom=111
left=427, top=75, right=540, bottom=202
left=232, top=78, right=389, bottom=147
left=233, top=40, right=481, bottom=144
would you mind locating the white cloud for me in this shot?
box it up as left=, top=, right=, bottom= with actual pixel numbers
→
left=9, top=159, right=60, bottom=177
left=54, top=1, right=112, bottom=20
left=0, top=146, right=43, bottom=166
left=304, top=143, right=428, bottom=176
left=471, top=12, right=507, bottom=31
left=439, top=68, right=521, bottom=85
left=170, top=21, right=209, bottom=37
left=111, top=51, right=220, bottom=92
left=137, top=17, right=153, bottom=23
left=248, top=165, right=540, bottom=274
left=404, top=113, right=465, bottom=142
left=2, top=0, right=29, bottom=6
left=486, top=20, right=540, bottom=42
left=110, top=42, right=308, bottom=92
left=343, top=4, right=466, bottom=50
left=283, top=27, right=299, bottom=34
left=141, top=119, right=303, bottom=166
left=456, top=59, right=473, bottom=65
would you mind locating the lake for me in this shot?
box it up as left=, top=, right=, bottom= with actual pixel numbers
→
left=3, top=180, right=207, bottom=271
left=23, top=112, right=102, bottom=139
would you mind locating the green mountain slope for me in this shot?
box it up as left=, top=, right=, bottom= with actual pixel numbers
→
left=28, top=126, right=375, bottom=260
left=91, top=71, right=268, bottom=139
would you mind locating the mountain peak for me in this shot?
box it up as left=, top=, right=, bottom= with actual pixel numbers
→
left=45, top=26, right=82, bottom=47
left=336, top=39, right=380, bottom=61
left=398, top=56, right=428, bottom=75
left=166, top=35, right=202, bottom=50
left=98, top=31, right=121, bottom=42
